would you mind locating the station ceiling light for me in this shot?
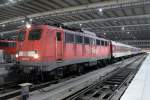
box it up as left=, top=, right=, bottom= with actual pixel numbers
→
left=98, top=8, right=103, bottom=13
left=2, top=24, right=5, bottom=27
left=8, top=0, right=15, bottom=3
left=21, top=20, right=25, bottom=23
left=29, top=18, right=33, bottom=22
left=26, top=22, right=31, bottom=29
left=122, top=26, right=125, bottom=30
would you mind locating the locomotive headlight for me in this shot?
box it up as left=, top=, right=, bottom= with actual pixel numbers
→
left=16, top=54, right=19, bottom=58
left=33, top=53, right=39, bottom=59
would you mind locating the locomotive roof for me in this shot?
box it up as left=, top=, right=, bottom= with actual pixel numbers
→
left=48, top=25, right=110, bottom=42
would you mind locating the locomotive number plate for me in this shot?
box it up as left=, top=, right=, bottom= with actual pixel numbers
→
left=21, top=57, right=30, bottom=61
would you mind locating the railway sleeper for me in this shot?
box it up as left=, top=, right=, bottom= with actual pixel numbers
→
left=104, top=81, right=122, bottom=85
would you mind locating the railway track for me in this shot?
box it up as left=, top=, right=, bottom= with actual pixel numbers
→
left=63, top=55, right=145, bottom=100
left=0, top=54, right=146, bottom=100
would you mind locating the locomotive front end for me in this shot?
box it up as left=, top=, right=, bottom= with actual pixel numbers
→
left=16, top=25, right=47, bottom=67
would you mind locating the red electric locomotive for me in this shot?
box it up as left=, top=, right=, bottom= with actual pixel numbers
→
left=16, top=25, right=112, bottom=73
left=0, top=40, right=16, bottom=62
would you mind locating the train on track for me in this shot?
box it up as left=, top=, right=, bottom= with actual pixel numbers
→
left=0, top=40, right=16, bottom=63
left=14, top=25, right=143, bottom=81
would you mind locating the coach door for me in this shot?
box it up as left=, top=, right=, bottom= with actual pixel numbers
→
left=56, top=31, right=63, bottom=60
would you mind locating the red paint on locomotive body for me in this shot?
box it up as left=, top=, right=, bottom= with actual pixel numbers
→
left=16, top=25, right=112, bottom=66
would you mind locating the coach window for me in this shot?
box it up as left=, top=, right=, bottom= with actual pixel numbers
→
left=65, top=32, right=74, bottom=43
left=56, top=32, right=61, bottom=41
left=75, top=35, right=83, bottom=44
left=84, top=37, right=90, bottom=44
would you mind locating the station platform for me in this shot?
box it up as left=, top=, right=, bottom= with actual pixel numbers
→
left=121, top=54, right=150, bottom=100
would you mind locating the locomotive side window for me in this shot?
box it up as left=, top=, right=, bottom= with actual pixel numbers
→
left=18, top=31, right=25, bottom=41
left=103, top=41, right=105, bottom=46
left=65, top=32, right=74, bottom=43
left=105, top=41, right=108, bottom=46
left=101, top=41, right=105, bottom=46
left=84, top=37, right=90, bottom=44
left=105, top=41, right=107, bottom=46
left=108, top=42, right=110, bottom=45
left=96, top=39, right=100, bottom=45
left=90, top=38, right=95, bottom=45
left=56, top=32, right=61, bottom=41
left=75, top=35, right=83, bottom=44
left=28, top=29, right=41, bottom=40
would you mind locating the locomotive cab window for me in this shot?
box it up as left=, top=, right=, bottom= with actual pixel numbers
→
left=28, top=29, right=41, bottom=40
left=56, top=32, right=61, bottom=41
left=18, top=31, right=25, bottom=41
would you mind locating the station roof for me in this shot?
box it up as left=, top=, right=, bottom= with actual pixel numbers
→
left=0, top=0, right=149, bottom=41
